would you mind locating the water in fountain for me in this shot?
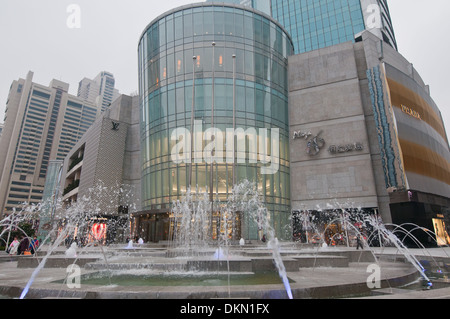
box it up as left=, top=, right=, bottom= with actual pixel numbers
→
left=16, top=182, right=136, bottom=299
left=380, top=223, right=447, bottom=273
left=228, top=180, right=293, bottom=299
left=125, top=240, right=134, bottom=249
left=65, top=243, right=78, bottom=258
left=171, top=188, right=211, bottom=255
left=298, top=205, right=438, bottom=290
left=213, top=247, right=226, bottom=260
left=377, top=224, right=432, bottom=286
left=350, top=214, right=434, bottom=287
left=168, top=180, right=294, bottom=299
left=1, top=206, right=41, bottom=252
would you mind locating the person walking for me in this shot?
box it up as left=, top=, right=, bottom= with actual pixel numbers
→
left=8, top=237, right=20, bottom=255
left=356, top=234, right=364, bottom=250
left=17, top=236, right=30, bottom=255
left=29, top=236, right=40, bottom=255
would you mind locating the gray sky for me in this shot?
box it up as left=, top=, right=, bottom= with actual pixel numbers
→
left=0, top=0, right=449, bottom=136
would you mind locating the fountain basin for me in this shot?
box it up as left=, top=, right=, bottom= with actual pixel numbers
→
left=53, top=271, right=294, bottom=287
left=83, top=255, right=351, bottom=273
left=17, top=256, right=100, bottom=269
left=293, top=256, right=349, bottom=268
left=187, top=259, right=253, bottom=272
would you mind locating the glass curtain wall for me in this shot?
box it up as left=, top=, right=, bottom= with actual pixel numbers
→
left=138, top=4, right=294, bottom=240
left=271, top=0, right=365, bottom=54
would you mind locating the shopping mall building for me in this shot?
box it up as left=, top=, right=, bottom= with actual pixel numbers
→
left=55, top=1, right=449, bottom=245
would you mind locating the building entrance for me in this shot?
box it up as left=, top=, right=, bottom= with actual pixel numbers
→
left=133, top=213, right=170, bottom=243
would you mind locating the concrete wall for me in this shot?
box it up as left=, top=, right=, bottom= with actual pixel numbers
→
left=288, top=30, right=450, bottom=225
left=60, top=94, right=141, bottom=215
left=288, top=41, right=379, bottom=212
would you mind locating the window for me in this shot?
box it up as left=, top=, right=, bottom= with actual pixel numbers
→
left=32, top=90, right=50, bottom=100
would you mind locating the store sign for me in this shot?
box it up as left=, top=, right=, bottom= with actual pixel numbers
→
left=401, top=104, right=421, bottom=121
left=91, top=223, right=107, bottom=241
left=328, top=143, right=364, bottom=154
left=112, top=121, right=120, bottom=131
left=293, top=130, right=364, bottom=157
left=293, top=129, right=365, bottom=157
left=292, top=131, right=312, bottom=140
left=292, top=130, right=325, bottom=156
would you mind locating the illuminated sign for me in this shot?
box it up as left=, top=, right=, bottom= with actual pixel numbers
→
left=401, top=104, right=421, bottom=121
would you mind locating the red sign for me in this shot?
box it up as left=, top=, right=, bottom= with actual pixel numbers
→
left=91, top=223, right=107, bottom=241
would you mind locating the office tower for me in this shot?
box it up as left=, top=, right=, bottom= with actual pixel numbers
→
left=77, top=71, right=120, bottom=112
left=209, top=0, right=397, bottom=54
left=0, top=71, right=101, bottom=216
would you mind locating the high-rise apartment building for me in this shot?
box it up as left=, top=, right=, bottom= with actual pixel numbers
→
left=209, top=0, right=397, bottom=54
left=0, top=71, right=101, bottom=216
left=77, top=71, right=120, bottom=112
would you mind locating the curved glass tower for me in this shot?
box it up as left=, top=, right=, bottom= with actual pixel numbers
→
left=138, top=3, right=294, bottom=241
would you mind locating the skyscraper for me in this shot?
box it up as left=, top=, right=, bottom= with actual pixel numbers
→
left=0, top=71, right=101, bottom=216
left=209, top=0, right=397, bottom=54
left=77, top=71, right=120, bottom=112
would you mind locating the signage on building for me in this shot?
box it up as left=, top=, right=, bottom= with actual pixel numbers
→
left=112, top=121, right=120, bottom=131
left=328, top=143, right=364, bottom=154
left=292, top=130, right=312, bottom=140
left=293, top=130, right=364, bottom=156
left=401, top=104, right=421, bottom=121
left=293, top=130, right=325, bottom=156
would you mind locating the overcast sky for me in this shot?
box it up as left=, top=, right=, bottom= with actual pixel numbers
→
left=0, top=0, right=449, bottom=135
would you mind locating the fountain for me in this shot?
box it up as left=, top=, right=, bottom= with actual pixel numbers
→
left=213, top=247, right=226, bottom=260
left=225, top=180, right=294, bottom=299
left=157, top=181, right=295, bottom=298
left=65, top=243, right=78, bottom=258
left=2, top=180, right=450, bottom=300
left=11, top=183, right=132, bottom=299
left=125, top=240, right=134, bottom=249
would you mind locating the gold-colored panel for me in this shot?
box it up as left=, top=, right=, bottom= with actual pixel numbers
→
left=399, top=139, right=450, bottom=186
left=387, top=78, right=448, bottom=144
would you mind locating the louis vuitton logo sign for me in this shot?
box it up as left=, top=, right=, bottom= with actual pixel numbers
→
left=112, top=121, right=120, bottom=131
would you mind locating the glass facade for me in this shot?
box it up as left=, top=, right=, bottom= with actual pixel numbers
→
left=138, top=3, right=294, bottom=240
left=376, top=0, right=397, bottom=50
left=271, top=0, right=365, bottom=54
left=209, top=0, right=399, bottom=55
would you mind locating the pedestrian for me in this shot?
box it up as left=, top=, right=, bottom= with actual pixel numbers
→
left=29, top=236, right=40, bottom=255
left=18, top=236, right=30, bottom=255
left=356, top=234, right=364, bottom=250
left=8, top=237, right=20, bottom=255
